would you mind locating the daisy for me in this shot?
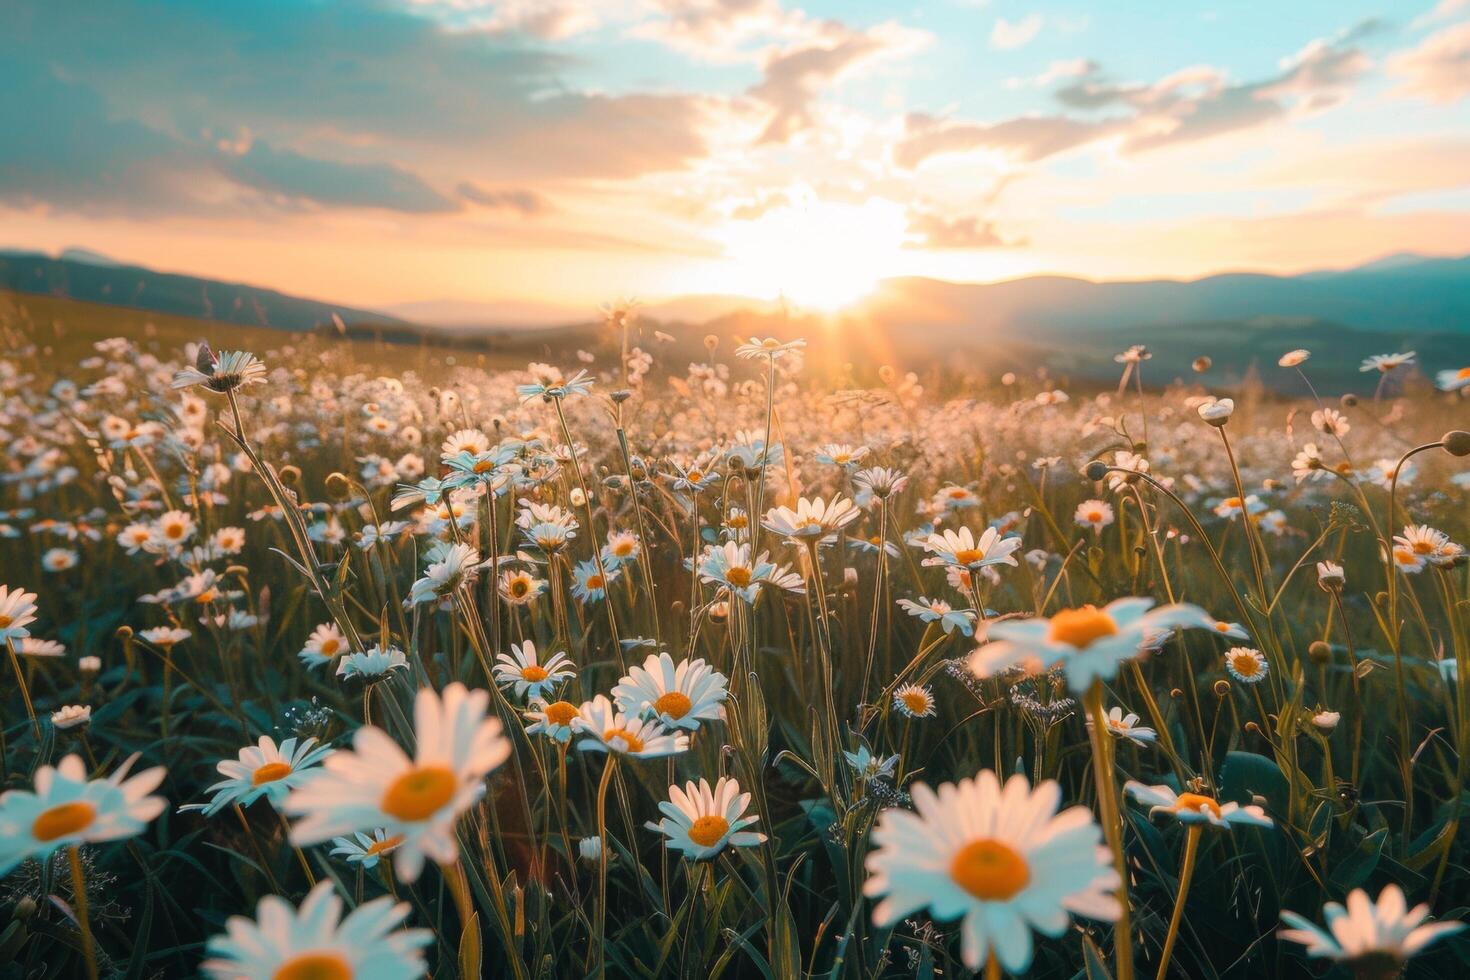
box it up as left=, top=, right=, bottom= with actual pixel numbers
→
left=287, top=683, right=511, bottom=882
left=51, top=705, right=92, bottom=731
left=762, top=495, right=861, bottom=541
left=337, top=645, right=409, bottom=681
left=920, top=525, right=1022, bottom=572
left=1105, top=451, right=1149, bottom=491
left=1316, top=561, right=1345, bottom=590
left=524, top=699, right=580, bottom=743
left=864, top=771, right=1120, bottom=973
left=573, top=695, right=689, bottom=759
left=1279, top=349, right=1311, bottom=368
left=612, top=652, right=728, bottom=731
left=813, top=444, right=869, bottom=469
left=1394, top=524, right=1460, bottom=567
left=1090, top=707, right=1157, bottom=747
left=1279, top=884, right=1464, bottom=970
left=893, top=683, right=936, bottom=718
left=650, top=777, right=766, bottom=860
left=1435, top=367, right=1470, bottom=392
left=330, top=828, right=407, bottom=870
left=407, top=542, right=483, bottom=606
left=201, top=880, right=431, bottom=980
left=1208, top=620, right=1249, bottom=641
left=41, top=548, right=79, bottom=572
left=1292, top=443, right=1328, bottom=482
left=188, top=736, right=333, bottom=816
left=20, top=637, right=66, bottom=658
left=1213, top=494, right=1266, bottom=520
left=897, top=597, right=976, bottom=636
left=1197, top=397, right=1234, bottom=425
left=298, top=623, right=348, bottom=669
left=0, top=585, right=38, bottom=644
left=932, top=485, right=980, bottom=511
left=493, top=640, right=575, bottom=700
left=441, top=428, right=491, bottom=457
left=734, top=336, right=805, bottom=360
left=570, top=559, right=619, bottom=604
left=116, top=522, right=155, bottom=554
left=1073, top=499, right=1114, bottom=531
left=601, top=531, right=641, bottom=568
left=210, top=526, right=246, bottom=554
left=1124, top=781, right=1273, bottom=829
left=172, top=344, right=268, bottom=393
left=150, top=510, right=197, bottom=551
left=1223, top=647, right=1268, bottom=684
left=698, top=542, right=774, bottom=604
left=0, top=754, right=167, bottom=875
left=498, top=569, right=546, bottom=605
left=852, top=466, right=910, bottom=500
left=970, top=598, right=1216, bottom=692
left=139, top=626, right=191, bottom=649
left=516, top=364, right=594, bottom=401
left=1360, top=351, right=1416, bottom=374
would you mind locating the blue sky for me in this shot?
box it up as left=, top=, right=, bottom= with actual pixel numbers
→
left=3, top=0, right=1468, bottom=314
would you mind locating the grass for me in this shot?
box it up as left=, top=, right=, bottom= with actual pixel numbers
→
left=1, top=302, right=1468, bottom=978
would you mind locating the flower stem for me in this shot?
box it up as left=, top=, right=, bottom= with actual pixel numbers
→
left=1086, top=683, right=1134, bottom=980
left=68, top=845, right=98, bottom=980
left=1155, top=824, right=1201, bottom=980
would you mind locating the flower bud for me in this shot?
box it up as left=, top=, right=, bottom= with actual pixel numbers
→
left=1084, top=460, right=1109, bottom=481
left=1213, top=679, right=1231, bottom=697
left=1309, top=641, right=1331, bottom=664
left=325, top=471, right=352, bottom=499
left=1443, top=430, right=1470, bottom=457
left=279, top=464, right=302, bottom=486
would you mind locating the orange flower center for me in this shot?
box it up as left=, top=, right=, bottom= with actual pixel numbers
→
left=1047, top=606, right=1118, bottom=649
left=1174, top=792, right=1222, bottom=817
left=1214, top=622, right=1231, bottom=633
left=380, top=765, right=457, bottom=821
left=510, top=579, right=529, bottom=597
left=1223, top=497, right=1242, bottom=509
left=653, top=691, right=693, bottom=719
left=319, top=639, right=340, bottom=656
left=272, top=952, right=353, bottom=980
left=252, top=762, right=293, bottom=786
left=953, top=549, right=982, bottom=565
left=725, top=566, right=753, bottom=587
left=687, top=815, right=730, bottom=848
left=613, top=542, right=634, bottom=556
left=585, top=575, right=605, bottom=590
left=165, top=524, right=186, bottom=539
left=521, top=665, right=549, bottom=682
left=32, top=801, right=97, bottom=842
left=473, top=459, right=495, bottom=473
left=602, top=728, right=645, bottom=753
left=1230, top=653, right=1261, bottom=677
left=1412, top=540, right=1435, bottom=555
left=1457, top=367, right=1470, bottom=380
left=900, top=691, right=930, bottom=714
left=950, top=839, right=1030, bottom=901
left=0, top=615, right=11, bottom=628
left=543, top=701, right=578, bottom=726
left=365, top=834, right=405, bottom=857
left=1085, top=510, right=1103, bottom=523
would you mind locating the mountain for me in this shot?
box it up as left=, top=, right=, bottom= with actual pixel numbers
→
left=0, top=251, right=405, bottom=332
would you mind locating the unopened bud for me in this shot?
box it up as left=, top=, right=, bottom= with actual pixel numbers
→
left=1084, top=461, right=1109, bottom=481
left=1443, top=430, right=1470, bottom=457
left=325, top=471, right=352, bottom=499
left=279, top=464, right=302, bottom=486
left=1309, top=640, right=1331, bottom=665
left=1213, top=679, right=1231, bottom=697
left=1340, top=393, right=1358, bottom=408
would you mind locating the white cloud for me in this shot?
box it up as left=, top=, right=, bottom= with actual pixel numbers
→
left=991, top=14, right=1043, bottom=51
left=1389, top=21, right=1470, bottom=104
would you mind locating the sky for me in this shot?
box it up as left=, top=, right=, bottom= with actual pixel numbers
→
left=4, top=0, right=1470, bottom=316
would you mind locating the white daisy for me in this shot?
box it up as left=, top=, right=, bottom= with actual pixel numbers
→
left=287, top=683, right=512, bottom=882
left=572, top=695, right=689, bottom=759
left=1279, top=884, right=1464, bottom=968
left=493, top=641, right=575, bottom=700
left=649, top=777, right=766, bottom=860
left=864, top=771, right=1120, bottom=973
left=611, top=652, right=728, bottom=731
left=1089, top=707, right=1156, bottom=747
left=299, top=623, right=348, bottom=669
left=337, top=645, right=409, bottom=681
left=893, top=683, right=937, bottom=719
left=0, top=585, right=38, bottom=644
left=188, top=736, right=333, bottom=817
left=762, top=495, right=861, bottom=541
left=1124, top=781, right=1273, bottom=830
left=330, top=828, right=407, bottom=870
left=524, top=699, right=580, bottom=743
left=1224, top=646, right=1269, bottom=684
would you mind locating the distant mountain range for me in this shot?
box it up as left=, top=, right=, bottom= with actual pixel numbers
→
left=2, top=247, right=1465, bottom=391
left=0, top=248, right=405, bottom=332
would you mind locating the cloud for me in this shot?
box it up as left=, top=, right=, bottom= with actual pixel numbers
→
left=991, top=15, right=1043, bottom=51
left=224, top=141, right=457, bottom=213
left=896, top=25, right=1375, bottom=168
left=904, top=208, right=1024, bottom=249
left=457, top=183, right=554, bottom=215
left=1389, top=21, right=1470, bottom=104
left=633, top=0, right=802, bottom=61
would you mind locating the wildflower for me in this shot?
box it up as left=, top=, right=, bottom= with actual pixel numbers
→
left=116, top=522, right=155, bottom=554
left=201, top=880, right=431, bottom=980
left=762, top=495, right=861, bottom=541
left=1360, top=351, right=1416, bottom=373
left=578, top=837, right=603, bottom=862
left=287, top=683, right=511, bottom=882
left=1312, top=710, right=1340, bottom=734
left=970, top=598, right=1216, bottom=692
left=1224, top=647, right=1268, bottom=684
left=171, top=344, right=268, bottom=393
left=1313, top=409, right=1352, bottom=437
left=852, top=466, right=909, bottom=499
left=1209, top=620, right=1249, bottom=640
left=494, top=641, right=575, bottom=700
left=893, top=683, right=936, bottom=718
left=0, top=585, right=39, bottom=643
left=0, top=754, right=166, bottom=875
left=650, top=777, right=766, bottom=859
left=1435, top=366, right=1470, bottom=392
left=920, top=525, right=1022, bottom=572
left=337, top=645, right=409, bottom=681
left=330, top=828, right=406, bottom=869
left=1292, top=443, right=1328, bottom=482
left=613, top=652, right=728, bottom=731
left=1258, top=509, right=1289, bottom=535
left=139, top=626, right=191, bottom=649
left=516, top=363, right=594, bottom=401
left=1073, top=499, right=1114, bottom=531
left=298, top=623, right=348, bottom=669
left=734, top=337, right=805, bottom=360
left=573, top=695, right=689, bottom=758
left=1197, top=397, right=1234, bottom=425
left=79, top=656, right=101, bottom=674
left=524, top=699, right=580, bottom=743
left=1106, top=450, right=1149, bottom=491
left=1279, top=884, right=1464, bottom=970
left=20, top=637, right=65, bottom=658
left=188, top=737, right=332, bottom=816
left=41, top=548, right=79, bottom=572
left=1317, top=561, right=1345, bottom=590
left=1124, top=781, right=1272, bottom=829
left=698, top=542, right=774, bottom=604
left=1213, top=494, right=1266, bottom=520
left=571, top=558, right=619, bottom=604
left=1394, top=525, right=1461, bottom=567
left=814, top=444, right=869, bottom=469
left=845, top=744, right=901, bottom=781
left=498, top=569, right=546, bottom=606
left=51, top=705, right=92, bottom=731
left=1089, top=707, right=1156, bottom=747
left=864, top=771, right=1120, bottom=973
left=897, top=597, right=976, bottom=636
left=932, top=484, right=980, bottom=511
left=407, top=542, right=483, bottom=606
left=1279, top=349, right=1311, bottom=367
left=601, top=531, right=641, bottom=568
left=210, top=526, right=246, bottom=554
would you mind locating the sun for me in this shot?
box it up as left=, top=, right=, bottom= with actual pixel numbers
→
left=712, top=198, right=908, bottom=311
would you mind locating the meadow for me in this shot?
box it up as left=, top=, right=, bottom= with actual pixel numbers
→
left=1, top=305, right=1468, bottom=980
